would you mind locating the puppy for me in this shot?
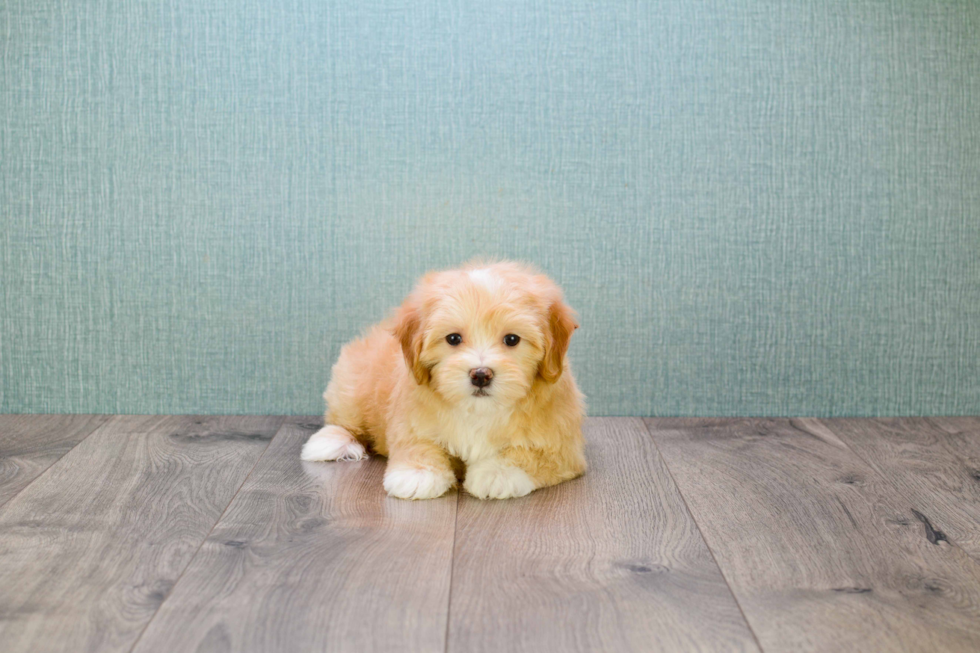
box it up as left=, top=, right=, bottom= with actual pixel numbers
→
left=301, top=261, right=586, bottom=500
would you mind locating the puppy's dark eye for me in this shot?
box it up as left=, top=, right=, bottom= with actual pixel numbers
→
left=446, top=333, right=462, bottom=346
left=504, top=334, right=521, bottom=347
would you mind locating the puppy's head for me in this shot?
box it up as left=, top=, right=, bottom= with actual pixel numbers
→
left=391, top=262, right=578, bottom=407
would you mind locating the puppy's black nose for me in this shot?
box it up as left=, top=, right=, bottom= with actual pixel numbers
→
left=470, top=367, right=493, bottom=388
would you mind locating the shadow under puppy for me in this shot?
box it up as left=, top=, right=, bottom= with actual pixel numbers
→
left=302, top=261, right=586, bottom=499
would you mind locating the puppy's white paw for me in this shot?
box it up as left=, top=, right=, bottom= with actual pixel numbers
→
left=383, top=466, right=455, bottom=500
left=301, top=425, right=368, bottom=462
left=464, top=458, right=536, bottom=500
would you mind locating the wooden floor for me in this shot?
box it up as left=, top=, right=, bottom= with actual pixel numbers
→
left=2, top=416, right=980, bottom=652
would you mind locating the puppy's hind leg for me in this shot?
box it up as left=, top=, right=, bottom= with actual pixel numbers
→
left=301, top=425, right=368, bottom=462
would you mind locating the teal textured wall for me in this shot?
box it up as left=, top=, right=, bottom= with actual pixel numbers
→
left=2, top=0, right=979, bottom=416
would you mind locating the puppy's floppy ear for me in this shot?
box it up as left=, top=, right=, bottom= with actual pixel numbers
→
left=392, top=300, right=430, bottom=385
left=539, top=299, right=578, bottom=383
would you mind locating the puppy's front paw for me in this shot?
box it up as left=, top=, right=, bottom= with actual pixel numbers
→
left=383, top=466, right=455, bottom=500
left=464, top=459, right=537, bottom=500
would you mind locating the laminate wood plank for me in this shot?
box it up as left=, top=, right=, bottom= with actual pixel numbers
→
left=131, top=417, right=458, bottom=653
left=447, top=417, right=760, bottom=653
left=0, top=414, right=111, bottom=507
left=645, top=418, right=980, bottom=652
left=819, top=417, right=980, bottom=561
left=0, top=415, right=282, bottom=653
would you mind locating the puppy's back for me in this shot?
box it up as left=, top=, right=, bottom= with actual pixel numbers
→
left=323, top=323, right=402, bottom=453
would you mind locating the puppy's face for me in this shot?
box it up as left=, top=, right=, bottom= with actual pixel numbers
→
left=393, top=264, right=577, bottom=409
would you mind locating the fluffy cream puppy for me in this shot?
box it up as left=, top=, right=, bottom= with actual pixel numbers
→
left=301, top=261, right=586, bottom=500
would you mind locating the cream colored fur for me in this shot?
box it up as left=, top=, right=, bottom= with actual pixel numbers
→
left=303, top=261, right=586, bottom=500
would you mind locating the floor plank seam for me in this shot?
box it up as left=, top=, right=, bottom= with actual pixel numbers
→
left=640, top=418, right=767, bottom=653
left=123, top=415, right=287, bottom=653
left=443, top=489, right=461, bottom=653
left=812, top=418, right=980, bottom=571
left=0, top=414, right=118, bottom=512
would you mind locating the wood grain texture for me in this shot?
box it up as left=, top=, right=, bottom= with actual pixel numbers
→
left=819, top=417, right=980, bottom=561
left=0, top=414, right=110, bottom=507
left=0, top=415, right=282, bottom=653
left=646, top=418, right=980, bottom=652
left=447, top=417, right=760, bottom=653
left=131, top=417, right=458, bottom=653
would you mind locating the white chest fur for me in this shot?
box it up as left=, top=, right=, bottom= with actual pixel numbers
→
left=434, top=402, right=512, bottom=463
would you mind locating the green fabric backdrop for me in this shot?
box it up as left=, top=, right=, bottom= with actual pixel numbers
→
left=2, top=0, right=978, bottom=416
